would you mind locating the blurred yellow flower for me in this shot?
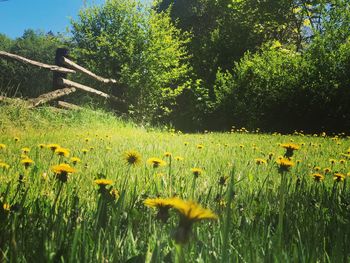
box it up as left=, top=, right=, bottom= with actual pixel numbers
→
left=55, top=147, right=70, bottom=157
left=147, top=158, right=166, bottom=168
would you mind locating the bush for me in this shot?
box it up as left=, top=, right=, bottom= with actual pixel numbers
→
left=213, top=38, right=350, bottom=133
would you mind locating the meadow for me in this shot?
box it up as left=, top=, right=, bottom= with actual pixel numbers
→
left=0, top=103, right=350, bottom=262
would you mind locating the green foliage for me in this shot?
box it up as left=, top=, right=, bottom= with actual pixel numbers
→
left=213, top=36, right=350, bottom=133
left=71, top=0, right=192, bottom=123
left=0, top=30, right=67, bottom=97
left=156, top=0, right=300, bottom=93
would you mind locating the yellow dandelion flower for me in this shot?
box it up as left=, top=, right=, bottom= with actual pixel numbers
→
left=55, top=147, right=70, bottom=157
left=311, top=173, right=324, bottom=182
left=144, top=197, right=174, bottom=222
left=174, top=156, right=184, bottom=161
left=184, top=142, right=189, bottom=146
left=124, top=150, right=142, bottom=166
left=324, top=167, right=332, bottom=174
left=0, top=162, right=10, bottom=169
left=52, top=163, right=76, bottom=183
left=314, top=166, right=321, bottom=172
left=169, top=198, right=218, bottom=221
left=21, top=147, right=30, bottom=154
left=70, top=157, right=81, bottom=165
left=14, top=137, right=20, bottom=142
left=82, top=148, right=89, bottom=154
left=281, top=143, right=300, bottom=158
left=94, top=179, right=113, bottom=187
left=329, top=159, right=337, bottom=165
left=191, top=168, right=203, bottom=177
left=147, top=158, right=166, bottom=168
left=47, top=144, right=60, bottom=152
left=164, top=152, right=172, bottom=157
left=276, top=158, right=294, bottom=172
left=0, top=144, right=6, bottom=150
left=3, top=203, right=10, bottom=212
left=21, top=158, right=34, bottom=169
left=197, top=144, right=204, bottom=149
left=38, top=144, right=46, bottom=149
left=255, top=158, right=267, bottom=165
left=333, top=173, right=345, bottom=182
left=339, top=159, right=346, bottom=165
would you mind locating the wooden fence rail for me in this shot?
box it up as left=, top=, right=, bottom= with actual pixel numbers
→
left=0, top=51, right=76, bottom=74
left=0, top=49, right=122, bottom=109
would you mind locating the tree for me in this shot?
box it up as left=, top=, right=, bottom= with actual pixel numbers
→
left=71, top=0, right=191, bottom=123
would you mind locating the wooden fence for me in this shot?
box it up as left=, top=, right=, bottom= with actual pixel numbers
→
left=0, top=48, right=123, bottom=109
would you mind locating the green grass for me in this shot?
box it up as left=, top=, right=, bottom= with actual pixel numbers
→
left=0, top=104, right=350, bottom=262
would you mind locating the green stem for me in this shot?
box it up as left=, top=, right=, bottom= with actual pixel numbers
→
left=277, top=171, right=287, bottom=249
left=175, top=244, right=185, bottom=263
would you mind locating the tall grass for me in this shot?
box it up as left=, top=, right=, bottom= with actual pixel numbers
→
left=0, top=104, right=349, bottom=262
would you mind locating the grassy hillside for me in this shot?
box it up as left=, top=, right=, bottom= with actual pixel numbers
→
left=0, top=104, right=350, bottom=262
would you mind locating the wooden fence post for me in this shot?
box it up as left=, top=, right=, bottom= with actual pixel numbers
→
left=53, top=48, right=70, bottom=89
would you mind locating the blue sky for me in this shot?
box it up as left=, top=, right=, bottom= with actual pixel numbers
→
left=0, top=0, right=149, bottom=39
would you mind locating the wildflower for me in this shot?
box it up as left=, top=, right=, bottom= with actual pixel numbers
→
left=14, top=137, right=19, bottom=142
left=71, top=157, right=81, bottom=165
left=38, top=144, right=46, bottom=149
left=3, top=203, right=10, bottom=213
left=0, top=162, right=10, bottom=169
left=276, top=158, right=294, bottom=173
left=197, top=144, right=204, bottom=149
left=21, top=158, right=34, bottom=169
left=268, top=152, right=274, bottom=160
left=144, top=198, right=174, bottom=223
left=255, top=158, right=267, bottom=165
left=324, top=167, right=332, bottom=174
left=52, top=163, right=76, bottom=183
left=339, top=159, right=346, bottom=165
left=0, top=144, right=6, bottom=150
left=85, top=138, right=90, bottom=142
left=47, top=144, right=60, bottom=152
left=184, top=142, right=189, bottom=146
left=333, top=173, right=345, bottom=182
left=124, top=150, right=142, bottom=166
left=21, top=147, right=30, bottom=154
left=174, top=156, right=184, bottom=161
left=281, top=143, right=300, bottom=158
left=147, top=158, right=166, bottom=168
left=169, top=198, right=218, bottom=243
left=164, top=152, right=172, bottom=157
left=82, top=149, right=89, bottom=155
left=191, top=168, right=203, bottom=178
left=311, top=173, right=324, bottom=182
left=94, top=179, right=113, bottom=187
left=239, top=145, right=244, bottom=149
left=110, top=189, right=119, bottom=200
left=329, top=159, right=337, bottom=165
left=55, top=147, right=70, bottom=157
left=314, top=166, right=321, bottom=172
